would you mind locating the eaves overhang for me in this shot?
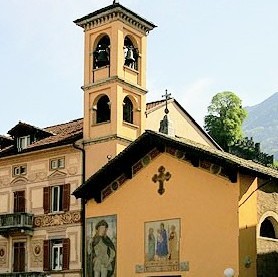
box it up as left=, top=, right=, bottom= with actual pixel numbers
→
left=73, top=130, right=278, bottom=201
left=74, top=3, right=157, bottom=33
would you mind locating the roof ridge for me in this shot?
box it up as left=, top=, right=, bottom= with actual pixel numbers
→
left=43, top=117, right=83, bottom=130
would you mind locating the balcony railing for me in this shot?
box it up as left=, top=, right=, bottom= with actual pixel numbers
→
left=0, top=213, right=33, bottom=236
left=0, top=272, right=46, bottom=277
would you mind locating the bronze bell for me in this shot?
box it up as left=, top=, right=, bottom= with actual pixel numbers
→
left=98, top=50, right=108, bottom=62
left=94, top=47, right=109, bottom=68
left=126, top=48, right=135, bottom=62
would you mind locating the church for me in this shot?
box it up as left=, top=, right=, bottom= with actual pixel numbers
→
left=72, top=2, right=278, bottom=277
left=0, top=2, right=277, bottom=277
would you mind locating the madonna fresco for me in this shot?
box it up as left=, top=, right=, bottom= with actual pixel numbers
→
left=86, top=215, right=117, bottom=277
left=145, top=219, right=180, bottom=272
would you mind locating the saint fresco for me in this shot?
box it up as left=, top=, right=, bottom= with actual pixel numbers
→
left=86, top=215, right=117, bottom=277
left=145, top=219, right=180, bottom=272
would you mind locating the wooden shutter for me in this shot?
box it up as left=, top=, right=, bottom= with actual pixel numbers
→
left=13, top=242, right=25, bottom=272
left=14, top=192, right=19, bottom=212
left=43, top=187, right=51, bottom=214
left=43, top=240, right=50, bottom=271
left=14, top=191, right=25, bottom=213
left=62, top=183, right=70, bottom=212
left=62, top=238, right=70, bottom=270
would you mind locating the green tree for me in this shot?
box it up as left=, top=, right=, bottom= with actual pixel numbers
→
left=204, top=91, right=247, bottom=151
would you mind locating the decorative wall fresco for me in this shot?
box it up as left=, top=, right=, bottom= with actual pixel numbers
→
left=145, top=219, right=180, bottom=272
left=86, top=215, right=117, bottom=277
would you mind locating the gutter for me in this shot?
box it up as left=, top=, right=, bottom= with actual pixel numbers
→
left=72, top=140, right=86, bottom=277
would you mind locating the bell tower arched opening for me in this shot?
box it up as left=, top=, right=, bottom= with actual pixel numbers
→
left=124, top=36, right=139, bottom=70
left=123, top=96, right=134, bottom=124
left=94, top=95, right=111, bottom=124
left=93, top=35, right=110, bottom=69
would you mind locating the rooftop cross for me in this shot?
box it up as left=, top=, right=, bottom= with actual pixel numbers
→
left=162, top=89, right=171, bottom=114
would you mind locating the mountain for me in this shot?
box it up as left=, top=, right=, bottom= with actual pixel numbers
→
left=243, top=92, right=278, bottom=160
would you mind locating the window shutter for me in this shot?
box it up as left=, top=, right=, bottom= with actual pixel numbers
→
left=18, top=191, right=25, bottom=212
left=43, top=240, right=50, bottom=271
left=62, top=183, right=70, bottom=212
left=14, top=192, right=18, bottom=212
left=43, top=187, right=50, bottom=214
left=62, top=238, right=70, bottom=270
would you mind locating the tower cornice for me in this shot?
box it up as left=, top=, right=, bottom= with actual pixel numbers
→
left=74, top=3, right=156, bottom=34
left=83, top=134, right=133, bottom=146
left=82, top=76, right=148, bottom=95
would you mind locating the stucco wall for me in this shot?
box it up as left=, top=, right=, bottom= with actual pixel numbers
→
left=85, top=152, right=239, bottom=276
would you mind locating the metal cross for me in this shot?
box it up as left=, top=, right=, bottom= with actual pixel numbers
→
left=152, top=166, right=171, bottom=195
left=162, top=89, right=172, bottom=114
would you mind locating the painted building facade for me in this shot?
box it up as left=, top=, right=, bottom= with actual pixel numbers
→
left=0, top=2, right=277, bottom=277
left=0, top=120, right=83, bottom=277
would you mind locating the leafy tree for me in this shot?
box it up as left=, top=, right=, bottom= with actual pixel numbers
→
left=204, top=91, right=247, bottom=151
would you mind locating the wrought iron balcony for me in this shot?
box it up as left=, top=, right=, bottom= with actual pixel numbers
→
left=0, top=213, right=34, bottom=236
left=0, top=272, right=46, bottom=277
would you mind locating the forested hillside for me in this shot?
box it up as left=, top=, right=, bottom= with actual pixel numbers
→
left=243, top=92, right=278, bottom=160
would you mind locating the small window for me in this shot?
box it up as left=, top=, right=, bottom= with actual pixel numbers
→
left=260, top=217, right=277, bottom=239
left=43, top=184, right=70, bottom=214
left=52, top=240, right=63, bottom=270
left=12, top=165, right=27, bottom=177
left=96, top=95, right=111, bottom=124
left=51, top=186, right=64, bottom=213
left=17, top=136, right=30, bottom=151
left=123, top=96, right=133, bottom=124
left=43, top=238, right=70, bottom=271
left=14, top=191, right=25, bottom=213
left=50, top=157, right=65, bottom=170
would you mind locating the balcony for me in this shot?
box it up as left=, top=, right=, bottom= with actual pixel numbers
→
left=0, top=213, right=34, bottom=236
left=0, top=272, right=46, bottom=277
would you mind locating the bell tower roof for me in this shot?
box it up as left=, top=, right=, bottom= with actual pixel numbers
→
left=74, top=2, right=157, bottom=33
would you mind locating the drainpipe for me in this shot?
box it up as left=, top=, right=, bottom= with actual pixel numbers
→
left=72, top=140, right=86, bottom=277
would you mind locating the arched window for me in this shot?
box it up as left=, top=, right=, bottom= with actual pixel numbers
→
left=124, top=36, right=139, bottom=70
left=123, top=96, right=133, bottom=124
left=96, top=95, right=111, bottom=124
left=260, top=217, right=277, bottom=239
left=93, top=35, right=110, bottom=69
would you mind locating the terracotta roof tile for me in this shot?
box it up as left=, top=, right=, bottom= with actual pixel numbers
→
left=146, top=99, right=168, bottom=111
left=27, top=118, right=83, bottom=149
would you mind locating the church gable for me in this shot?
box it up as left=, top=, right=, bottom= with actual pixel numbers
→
left=100, top=146, right=236, bottom=203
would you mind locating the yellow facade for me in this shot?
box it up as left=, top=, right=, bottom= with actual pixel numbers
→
left=85, top=153, right=240, bottom=276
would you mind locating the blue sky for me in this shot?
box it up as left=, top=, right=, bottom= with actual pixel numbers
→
left=1, top=0, right=277, bottom=134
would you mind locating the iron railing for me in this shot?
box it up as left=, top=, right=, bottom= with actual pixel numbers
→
left=0, top=213, right=33, bottom=235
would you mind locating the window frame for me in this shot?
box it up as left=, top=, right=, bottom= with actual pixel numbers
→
left=43, top=183, right=70, bottom=214
left=12, top=164, right=27, bottom=177
left=17, top=135, right=30, bottom=151
left=51, top=240, right=63, bottom=271
left=51, top=185, right=63, bottom=213
left=50, top=157, right=65, bottom=170
left=44, top=238, right=70, bottom=271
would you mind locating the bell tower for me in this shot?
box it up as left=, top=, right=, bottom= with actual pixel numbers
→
left=74, top=2, right=156, bottom=175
